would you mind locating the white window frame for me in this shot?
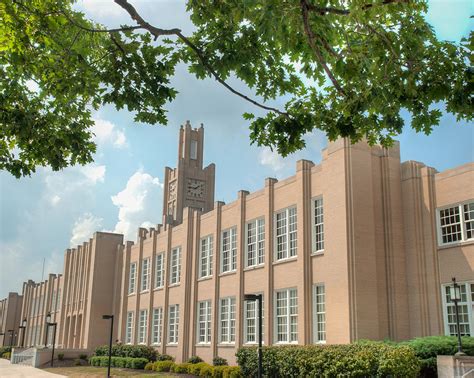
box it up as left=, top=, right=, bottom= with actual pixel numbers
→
left=244, top=295, right=264, bottom=344
left=274, top=206, right=297, bottom=261
left=155, top=252, right=165, bottom=289
left=128, top=262, right=137, bottom=294
left=141, top=258, right=150, bottom=292
left=311, top=197, right=324, bottom=253
left=197, top=300, right=212, bottom=344
left=199, top=235, right=214, bottom=278
left=313, top=284, right=326, bottom=343
left=152, top=307, right=163, bottom=345
left=138, top=309, right=148, bottom=344
left=441, top=281, right=473, bottom=337
left=219, top=297, right=236, bottom=344
left=169, top=247, right=181, bottom=285
left=125, top=311, right=134, bottom=344
left=437, top=201, right=474, bottom=246
left=274, top=288, right=298, bottom=344
left=221, top=227, right=237, bottom=273
left=246, top=218, right=265, bottom=268
left=168, top=304, right=180, bottom=344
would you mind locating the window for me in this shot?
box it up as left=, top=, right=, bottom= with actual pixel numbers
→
left=138, top=309, right=148, bottom=344
left=442, top=282, right=473, bottom=337
left=244, top=296, right=264, bottom=344
left=197, top=300, right=212, bottom=344
left=168, top=304, right=180, bottom=344
left=275, top=207, right=297, bottom=260
left=220, top=297, right=236, bottom=343
left=128, top=262, right=137, bottom=294
left=246, top=219, right=265, bottom=267
left=190, top=140, right=198, bottom=160
left=199, top=235, right=214, bottom=278
left=152, top=308, right=163, bottom=345
left=50, top=290, right=56, bottom=312
left=313, top=284, right=326, bottom=343
left=170, top=247, right=181, bottom=285
left=155, top=253, right=165, bottom=289
left=221, top=227, right=237, bottom=273
left=438, top=201, right=474, bottom=245
left=55, top=289, right=61, bottom=312
left=275, top=288, right=298, bottom=343
left=125, top=312, right=134, bottom=344
left=312, top=198, right=324, bottom=252
left=141, top=258, right=150, bottom=292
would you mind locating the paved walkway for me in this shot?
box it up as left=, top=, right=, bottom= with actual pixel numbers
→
left=0, top=358, right=66, bottom=377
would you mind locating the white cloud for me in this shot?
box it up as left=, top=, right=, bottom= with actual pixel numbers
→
left=70, top=213, right=104, bottom=247
left=91, top=119, right=128, bottom=149
left=259, top=147, right=289, bottom=172
left=112, top=170, right=163, bottom=241
left=50, top=195, right=61, bottom=206
left=79, top=164, right=106, bottom=184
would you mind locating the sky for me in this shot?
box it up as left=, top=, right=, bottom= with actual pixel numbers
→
left=0, top=0, right=473, bottom=298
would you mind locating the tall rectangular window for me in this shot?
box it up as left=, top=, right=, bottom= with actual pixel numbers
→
left=199, top=235, right=214, bottom=278
left=438, top=202, right=474, bottom=245
left=275, top=207, right=297, bottom=260
left=463, top=202, right=474, bottom=240
left=125, top=311, right=134, bottom=344
left=312, top=198, right=324, bottom=252
left=244, top=296, right=264, bottom=344
left=55, top=289, right=61, bottom=312
left=138, top=309, right=148, bottom=344
left=141, top=258, right=150, bottom=292
left=155, top=253, right=164, bottom=289
left=197, top=300, right=212, bottom=344
left=246, top=219, right=265, bottom=267
left=170, top=247, right=181, bottom=285
left=168, top=304, right=180, bottom=344
left=128, top=262, right=137, bottom=294
left=221, top=227, right=237, bottom=273
left=442, top=282, right=473, bottom=337
left=275, top=288, right=298, bottom=343
left=152, top=307, right=163, bottom=345
left=219, top=297, right=236, bottom=343
left=313, top=284, right=326, bottom=343
left=190, top=140, right=198, bottom=160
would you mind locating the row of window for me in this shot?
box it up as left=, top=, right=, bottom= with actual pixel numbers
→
left=128, top=199, right=325, bottom=292
left=438, top=201, right=474, bottom=246
left=124, top=285, right=326, bottom=346
left=442, top=281, right=474, bottom=337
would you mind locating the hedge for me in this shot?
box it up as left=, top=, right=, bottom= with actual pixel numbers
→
left=148, top=360, right=242, bottom=377
left=399, top=336, right=474, bottom=377
left=1, top=352, right=11, bottom=360
left=236, top=343, right=420, bottom=377
left=89, top=356, right=148, bottom=369
left=94, top=344, right=156, bottom=361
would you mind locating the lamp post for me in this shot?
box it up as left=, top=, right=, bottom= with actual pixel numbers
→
left=102, top=315, right=114, bottom=378
left=451, top=277, right=466, bottom=356
left=19, top=318, right=27, bottom=348
left=7, top=330, right=14, bottom=347
left=244, top=294, right=263, bottom=378
left=45, top=312, right=58, bottom=367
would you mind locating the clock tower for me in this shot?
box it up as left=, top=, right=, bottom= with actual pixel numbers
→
left=162, top=121, right=215, bottom=225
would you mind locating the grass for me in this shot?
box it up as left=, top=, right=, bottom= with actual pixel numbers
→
left=42, top=365, right=176, bottom=377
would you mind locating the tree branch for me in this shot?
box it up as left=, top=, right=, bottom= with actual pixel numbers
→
left=307, top=0, right=410, bottom=16
left=113, top=0, right=289, bottom=116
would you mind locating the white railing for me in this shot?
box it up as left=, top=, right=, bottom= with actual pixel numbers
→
left=11, top=348, right=36, bottom=366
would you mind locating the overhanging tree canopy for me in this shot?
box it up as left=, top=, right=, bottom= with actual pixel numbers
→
left=1, top=0, right=472, bottom=177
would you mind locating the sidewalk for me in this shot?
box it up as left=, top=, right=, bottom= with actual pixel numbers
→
left=0, top=358, right=66, bottom=377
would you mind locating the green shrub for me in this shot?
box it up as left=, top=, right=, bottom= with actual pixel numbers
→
left=57, top=353, right=64, bottom=361
left=224, top=366, right=243, bottom=378
left=89, top=356, right=148, bottom=370
left=188, top=362, right=210, bottom=375
left=79, top=353, right=87, bottom=360
left=156, top=353, right=174, bottom=361
left=73, top=358, right=81, bottom=366
left=0, top=347, right=12, bottom=356
left=154, top=360, right=175, bottom=372
left=1, top=352, right=11, bottom=360
left=171, top=362, right=191, bottom=374
left=144, top=361, right=154, bottom=370
left=199, top=364, right=214, bottom=377
left=94, top=344, right=157, bottom=361
left=188, top=355, right=204, bottom=364
left=213, top=356, right=228, bottom=366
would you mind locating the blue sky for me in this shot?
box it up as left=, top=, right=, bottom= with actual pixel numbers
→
left=0, top=0, right=472, bottom=298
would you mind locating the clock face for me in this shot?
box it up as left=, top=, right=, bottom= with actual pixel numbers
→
left=168, top=181, right=177, bottom=200
left=186, top=179, right=205, bottom=198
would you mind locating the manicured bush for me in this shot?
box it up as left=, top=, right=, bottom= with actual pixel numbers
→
left=400, top=336, right=474, bottom=377
left=57, top=353, right=64, bottom=361
left=188, top=362, right=210, bottom=375
left=94, top=344, right=157, bottom=361
left=156, top=353, right=174, bottom=361
left=144, top=361, right=154, bottom=370
left=89, top=356, right=148, bottom=370
left=213, top=356, right=228, bottom=366
left=199, top=364, right=214, bottom=377
left=1, top=352, right=11, bottom=360
left=0, top=347, right=12, bottom=356
left=237, top=343, right=420, bottom=377
left=154, top=360, right=175, bottom=372
left=79, top=353, right=87, bottom=360
left=73, top=358, right=82, bottom=366
left=171, top=362, right=191, bottom=373
left=187, top=355, right=204, bottom=364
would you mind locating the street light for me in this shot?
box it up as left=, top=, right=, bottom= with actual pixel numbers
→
left=102, top=315, right=114, bottom=378
left=45, top=312, right=58, bottom=367
left=244, top=294, right=263, bottom=378
left=19, top=318, right=27, bottom=348
left=450, top=277, right=466, bottom=356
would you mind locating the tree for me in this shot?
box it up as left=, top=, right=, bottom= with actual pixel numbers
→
left=1, top=0, right=472, bottom=177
